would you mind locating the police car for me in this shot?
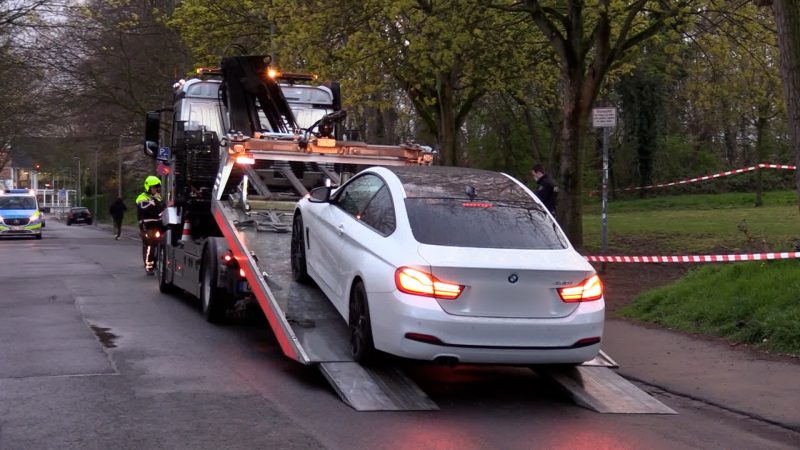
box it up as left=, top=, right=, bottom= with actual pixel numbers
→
left=0, top=189, right=44, bottom=239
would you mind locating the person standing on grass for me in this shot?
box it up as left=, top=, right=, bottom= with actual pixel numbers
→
left=109, top=197, right=127, bottom=240
left=531, top=164, right=558, bottom=215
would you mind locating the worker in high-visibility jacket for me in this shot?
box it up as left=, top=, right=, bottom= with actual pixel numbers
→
left=136, top=176, right=165, bottom=275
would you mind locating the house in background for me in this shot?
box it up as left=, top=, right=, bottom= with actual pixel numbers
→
left=0, top=145, right=35, bottom=190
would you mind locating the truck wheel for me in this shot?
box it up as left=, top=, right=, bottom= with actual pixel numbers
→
left=290, top=214, right=310, bottom=283
left=157, top=244, right=176, bottom=294
left=201, top=244, right=226, bottom=323
left=349, top=281, right=376, bottom=363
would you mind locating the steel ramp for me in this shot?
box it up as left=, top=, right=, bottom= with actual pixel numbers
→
left=535, top=353, right=676, bottom=414
left=319, top=362, right=439, bottom=411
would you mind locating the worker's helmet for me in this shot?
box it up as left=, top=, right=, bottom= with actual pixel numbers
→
left=144, top=175, right=161, bottom=191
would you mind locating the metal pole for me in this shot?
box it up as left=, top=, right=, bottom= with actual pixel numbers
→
left=601, top=127, right=609, bottom=255
left=94, top=148, right=98, bottom=224
left=75, top=157, right=81, bottom=207
left=118, top=145, right=123, bottom=198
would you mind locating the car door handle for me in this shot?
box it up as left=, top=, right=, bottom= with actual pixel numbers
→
left=337, top=224, right=344, bottom=235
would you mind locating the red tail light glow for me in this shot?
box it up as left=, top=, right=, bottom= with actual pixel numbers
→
left=558, top=274, right=603, bottom=302
left=239, top=268, right=246, bottom=278
left=395, top=267, right=463, bottom=300
left=221, top=250, right=235, bottom=266
left=462, top=202, right=492, bottom=208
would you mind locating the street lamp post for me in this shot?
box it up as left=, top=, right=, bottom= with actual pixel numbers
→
left=73, top=156, right=81, bottom=207
left=94, top=148, right=98, bottom=224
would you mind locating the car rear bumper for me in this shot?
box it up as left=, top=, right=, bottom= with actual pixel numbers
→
left=369, top=290, right=604, bottom=364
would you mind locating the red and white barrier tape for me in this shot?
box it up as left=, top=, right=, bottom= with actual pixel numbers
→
left=599, top=163, right=797, bottom=194
left=585, top=252, right=800, bottom=263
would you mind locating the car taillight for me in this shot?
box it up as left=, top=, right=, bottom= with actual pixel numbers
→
left=558, top=274, right=603, bottom=302
left=395, top=267, right=463, bottom=300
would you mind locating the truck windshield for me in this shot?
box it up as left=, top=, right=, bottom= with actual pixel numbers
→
left=184, top=101, right=223, bottom=136
left=0, top=197, right=36, bottom=209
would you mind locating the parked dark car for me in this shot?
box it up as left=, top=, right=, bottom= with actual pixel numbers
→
left=66, top=207, right=93, bottom=225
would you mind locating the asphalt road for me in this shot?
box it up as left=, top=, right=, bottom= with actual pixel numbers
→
left=1, top=219, right=798, bottom=449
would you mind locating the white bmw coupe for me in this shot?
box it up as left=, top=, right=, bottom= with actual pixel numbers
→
left=291, top=165, right=604, bottom=365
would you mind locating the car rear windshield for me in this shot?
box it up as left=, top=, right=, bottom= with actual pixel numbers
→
left=405, top=198, right=567, bottom=249
left=0, top=197, right=36, bottom=209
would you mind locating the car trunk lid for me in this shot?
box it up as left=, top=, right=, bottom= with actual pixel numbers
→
left=417, top=245, right=593, bottom=319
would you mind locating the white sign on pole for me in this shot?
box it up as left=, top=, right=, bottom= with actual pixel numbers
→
left=592, top=107, right=617, bottom=128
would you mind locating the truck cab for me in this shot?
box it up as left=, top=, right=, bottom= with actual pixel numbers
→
left=173, top=77, right=337, bottom=136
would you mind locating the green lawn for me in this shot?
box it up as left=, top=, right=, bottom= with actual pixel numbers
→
left=582, top=191, right=800, bottom=253
left=585, top=190, right=800, bottom=356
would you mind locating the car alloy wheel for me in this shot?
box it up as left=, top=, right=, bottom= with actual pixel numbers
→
left=349, top=281, right=376, bottom=363
left=290, top=214, right=310, bottom=283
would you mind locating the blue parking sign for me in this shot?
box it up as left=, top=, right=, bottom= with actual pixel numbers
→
left=157, top=147, right=171, bottom=161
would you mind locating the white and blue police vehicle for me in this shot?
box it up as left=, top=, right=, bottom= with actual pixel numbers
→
left=0, top=189, right=44, bottom=239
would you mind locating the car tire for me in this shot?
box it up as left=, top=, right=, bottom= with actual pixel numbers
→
left=157, top=244, right=177, bottom=294
left=200, top=243, right=227, bottom=323
left=290, top=214, right=310, bottom=283
left=35, top=234, right=42, bottom=240
left=87, top=220, right=93, bottom=225
left=66, top=221, right=72, bottom=226
left=349, top=281, right=377, bottom=364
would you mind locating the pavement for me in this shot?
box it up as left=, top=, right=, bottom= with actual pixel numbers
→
left=604, top=319, right=800, bottom=431
left=79, top=217, right=800, bottom=432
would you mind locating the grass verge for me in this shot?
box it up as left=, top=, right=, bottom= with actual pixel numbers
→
left=616, top=260, right=800, bottom=356
left=582, top=190, right=800, bottom=253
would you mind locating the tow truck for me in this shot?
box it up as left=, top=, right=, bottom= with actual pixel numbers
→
left=144, top=55, right=675, bottom=413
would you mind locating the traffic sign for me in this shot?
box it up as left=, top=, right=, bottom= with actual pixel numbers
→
left=157, top=147, right=171, bottom=161
left=592, top=107, right=617, bottom=128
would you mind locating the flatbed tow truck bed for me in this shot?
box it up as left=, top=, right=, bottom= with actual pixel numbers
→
left=213, top=198, right=676, bottom=414
left=215, top=200, right=438, bottom=410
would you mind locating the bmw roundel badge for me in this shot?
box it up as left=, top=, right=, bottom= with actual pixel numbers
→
left=508, top=274, right=519, bottom=284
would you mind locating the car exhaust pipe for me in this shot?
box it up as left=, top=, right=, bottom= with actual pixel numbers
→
left=434, top=356, right=459, bottom=367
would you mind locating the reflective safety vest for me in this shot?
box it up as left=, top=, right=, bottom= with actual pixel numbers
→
left=136, top=192, right=164, bottom=228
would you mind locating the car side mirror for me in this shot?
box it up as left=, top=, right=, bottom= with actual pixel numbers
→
left=309, top=186, right=331, bottom=203
left=144, top=111, right=161, bottom=158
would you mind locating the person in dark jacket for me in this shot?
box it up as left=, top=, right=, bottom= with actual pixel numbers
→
left=532, top=164, right=558, bottom=215
left=109, top=197, right=127, bottom=240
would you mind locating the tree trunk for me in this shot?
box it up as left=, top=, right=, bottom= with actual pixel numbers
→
left=557, top=77, right=587, bottom=248
left=772, top=0, right=800, bottom=210
left=365, top=106, right=381, bottom=143
left=381, top=107, right=398, bottom=144
left=436, top=73, right=459, bottom=166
